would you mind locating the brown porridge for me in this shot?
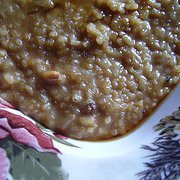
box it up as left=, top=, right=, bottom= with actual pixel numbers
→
left=0, top=0, right=179, bottom=140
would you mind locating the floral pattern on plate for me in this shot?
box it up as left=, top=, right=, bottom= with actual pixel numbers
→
left=0, top=98, right=71, bottom=180
left=0, top=87, right=179, bottom=180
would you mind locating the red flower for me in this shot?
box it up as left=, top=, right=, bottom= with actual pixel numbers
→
left=0, top=108, right=60, bottom=153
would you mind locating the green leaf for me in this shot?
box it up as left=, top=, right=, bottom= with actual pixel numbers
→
left=35, top=122, right=79, bottom=148
left=0, top=138, right=69, bottom=180
left=47, top=134, right=79, bottom=148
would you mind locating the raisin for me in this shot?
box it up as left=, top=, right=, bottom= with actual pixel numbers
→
left=81, top=102, right=97, bottom=114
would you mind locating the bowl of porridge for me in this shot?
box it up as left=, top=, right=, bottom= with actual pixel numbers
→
left=0, top=0, right=179, bottom=140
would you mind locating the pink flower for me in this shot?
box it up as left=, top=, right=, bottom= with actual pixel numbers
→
left=0, top=110, right=60, bottom=153
left=0, top=98, right=14, bottom=109
left=0, top=128, right=9, bottom=140
left=0, top=148, right=10, bottom=180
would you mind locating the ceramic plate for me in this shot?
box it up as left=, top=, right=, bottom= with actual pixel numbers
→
left=0, top=85, right=179, bottom=180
